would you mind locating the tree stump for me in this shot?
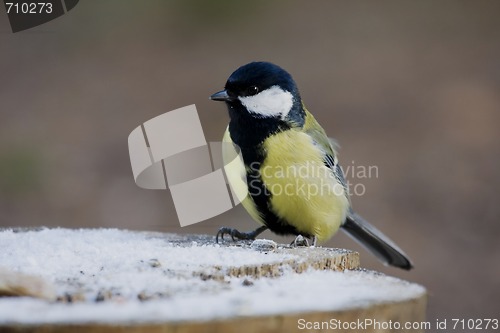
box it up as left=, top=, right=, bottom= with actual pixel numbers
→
left=0, top=228, right=426, bottom=332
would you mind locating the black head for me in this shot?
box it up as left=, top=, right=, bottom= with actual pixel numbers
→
left=210, top=62, right=304, bottom=125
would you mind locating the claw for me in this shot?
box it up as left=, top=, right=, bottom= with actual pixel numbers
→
left=291, top=235, right=309, bottom=247
left=215, top=226, right=268, bottom=244
left=215, top=227, right=231, bottom=243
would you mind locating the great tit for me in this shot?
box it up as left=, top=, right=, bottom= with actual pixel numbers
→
left=210, top=61, right=413, bottom=270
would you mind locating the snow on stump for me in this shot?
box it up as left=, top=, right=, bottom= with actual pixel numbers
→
left=0, top=228, right=426, bottom=333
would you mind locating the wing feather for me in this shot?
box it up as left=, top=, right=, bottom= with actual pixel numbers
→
left=302, top=108, right=350, bottom=201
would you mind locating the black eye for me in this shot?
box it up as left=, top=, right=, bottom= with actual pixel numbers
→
left=246, top=86, right=259, bottom=96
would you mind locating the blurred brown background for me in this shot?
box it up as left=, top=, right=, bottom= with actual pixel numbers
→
left=1, top=0, right=499, bottom=329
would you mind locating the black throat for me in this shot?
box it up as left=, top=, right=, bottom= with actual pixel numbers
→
left=226, top=100, right=304, bottom=151
left=229, top=108, right=288, bottom=149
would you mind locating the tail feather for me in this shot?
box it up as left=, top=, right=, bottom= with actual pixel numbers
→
left=341, top=212, right=413, bottom=270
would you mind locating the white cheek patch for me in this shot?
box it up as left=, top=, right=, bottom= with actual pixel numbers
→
left=238, top=85, right=294, bottom=119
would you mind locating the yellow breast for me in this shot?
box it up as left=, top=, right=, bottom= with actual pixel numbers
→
left=261, top=129, right=349, bottom=242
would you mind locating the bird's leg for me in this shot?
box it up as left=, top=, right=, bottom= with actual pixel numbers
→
left=312, top=236, right=317, bottom=247
left=216, top=226, right=267, bottom=243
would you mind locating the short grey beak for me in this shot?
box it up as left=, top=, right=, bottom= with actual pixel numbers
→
left=210, top=90, right=234, bottom=102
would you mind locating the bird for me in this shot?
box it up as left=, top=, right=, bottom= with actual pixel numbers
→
left=210, top=61, right=413, bottom=270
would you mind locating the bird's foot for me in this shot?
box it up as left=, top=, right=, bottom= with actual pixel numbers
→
left=290, top=235, right=317, bottom=247
left=216, top=226, right=267, bottom=243
left=291, top=235, right=309, bottom=247
left=216, top=227, right=254, bottom=243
